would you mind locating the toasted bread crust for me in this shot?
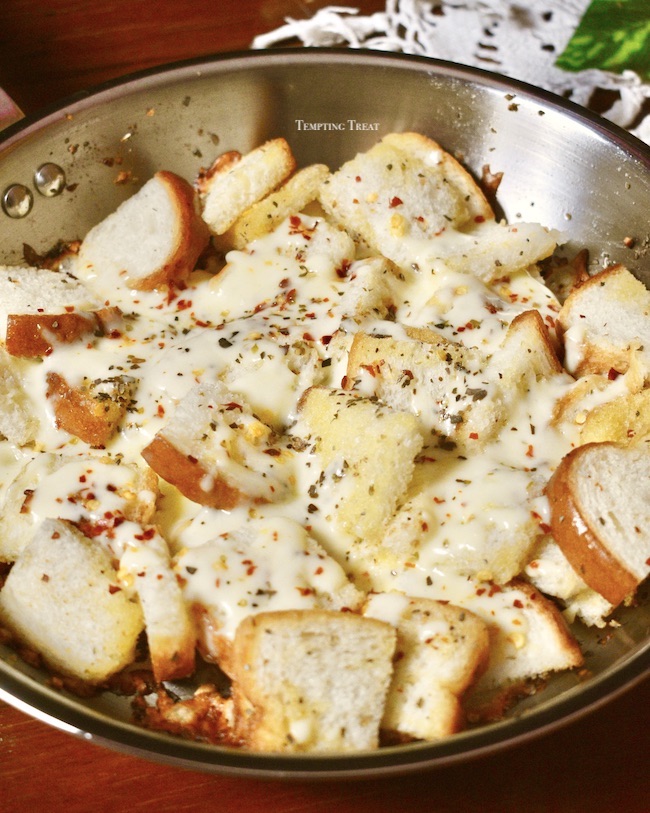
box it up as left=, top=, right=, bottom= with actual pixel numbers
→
left=546, top=443, right=641, bottom=605
left=5, top=306, right=123, bottom=357
left=141, top=434, right=244, bottom=510
left=45, top=372, right=131, bottom=448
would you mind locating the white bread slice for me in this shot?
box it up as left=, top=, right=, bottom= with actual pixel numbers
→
left=464, top=578, right=584, bottom=705
left=5, top=306, right=122, bottom=358
left=546, top=441, right=650, bottom=606
left=558, top=264, right=650, bottom=377
left=197, top=138, right=297, bottom=236
left=142, top=381, right=296, bottom=509
left=213, top=163, right=329, bottom=251
left=297, top=386, right=423, bottom=545
left=0, top=452, right=158, bottom=563
left=524, top=536, right=614, bottom=628
left=0, top=347, right=39, bottom=446
left=319, top=132, right=559, bottom=281
left=320, top=131, right=493, bottom=243
left=175, top=516, right=363, bottom=677
left=230, top=609, right=396, bottom=753
left=77, top=171, right=209, bottom=291
left=0, top=518, right=143, bottom=683
left=0, top=265, right=98, bottom=338
left=117, top=524, right=196, bottom=682
left=364, top=592, right=489, bottom=742
left=45, top=372, right=136, bottom=448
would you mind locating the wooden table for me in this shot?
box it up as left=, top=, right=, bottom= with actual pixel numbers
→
left=0, top=2, right=648, bottom=810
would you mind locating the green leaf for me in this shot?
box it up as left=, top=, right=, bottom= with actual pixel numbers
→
left=555, top=0, right=650, bottom=80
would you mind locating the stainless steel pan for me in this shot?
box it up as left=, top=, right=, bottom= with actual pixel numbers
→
left=0, top=49, right=648, bottom=778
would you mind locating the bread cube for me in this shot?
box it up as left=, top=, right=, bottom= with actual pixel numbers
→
left=230, top=609, right=396, bottom=753
left=0, top=518, right=143, bottom=683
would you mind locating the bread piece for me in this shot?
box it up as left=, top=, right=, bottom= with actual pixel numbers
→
left=579, top=388, right=650, bottom=446
left=77, top=171, right=209, bottom=291
left=364, top=592, right=489, bottom=741
left=45, top=372, right=136, bottom=448
left=0, top=347, right=38, bottom=445
left=381, top=454, right=545, bottom=585
left=0, top=452, right=159, bottom=562
left=319, top=132, right=559, bottom=281
left=230, top=609, right=396, bottom=753
left=198, top=139, right=297, bottom=236
left=298, top=386, right=423, bottom=544
left=558, top=264, right=650, bottom=377
left=494, top=309, right=565, bottom=385
left=546, top=441, right=650, bottom=606
left=345, top=329, right=499, bottom=448
left=142, top=381, right=296, bottom=509
left=524, top=536, right=614, bottom=628
left=5, top=306, right=123, bottom=358
left=213, top=163, right=329, bottom=251
left=118, top=524, right=196, bottom=682
left=320, top=131, right=493, bottom=242
left=465, top=579, right=584, bottom=702
left=336, top=256, right=401, bottom=324
left=175, top=516, right=363, bottom=676
left=0, top=265, right=98, bottom=338
left=0, top=518, right=143, bottom=683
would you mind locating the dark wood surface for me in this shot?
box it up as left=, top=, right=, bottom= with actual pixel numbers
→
left=0, top=2, right=648, bottom=810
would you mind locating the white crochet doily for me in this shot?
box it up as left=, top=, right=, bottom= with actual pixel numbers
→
left=253, top=0, right=650, bottom=144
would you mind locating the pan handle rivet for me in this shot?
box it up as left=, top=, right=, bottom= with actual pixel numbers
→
left=34, top=163, right=66, bottom=197
left=2, top=184, right=33, bottom=218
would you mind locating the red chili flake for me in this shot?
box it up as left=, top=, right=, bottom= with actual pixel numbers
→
left=433, top=496, right=445, bottom=504
left=607, top=368, right=620, bottom=380
left=176, top=299, right=192, bottom=311
left=474, top=215, right=486, bottom=223
left=303, top=332, right=315, bottom=342
left=488, top=584, right=502, bottom=597
left=279, top=277, right=291, bottom=289
left=389, top=196, right=403, bottom=208
left=469, top=432, right=479, bottom=440
left=513, top=599, right=524, bottom=609
left=361, top=363, right=381, bottom=377
left=223, top=402, right=243, bottom=411
left=187, top=455, right=198, bottom=464
left=355, top=176, right=362, bottom=182
left=476, top=588, right=486, bottom=596
left=296, top=587, right=315, bottom=597
left=526, top=444, right=534, bottom=457
left=135, top=528, right=156, bottom=541
left=157, top=404, right=165, bottom=418
left=108, top=584, right=122, bottom=594
left=321, top=335, right=332, bottom=346
left=289, top=215, right=302, bottom=228
left=336, top=259, right=352, bottom=279
left=263, top=448, right=281, bottom=457
left=314, top=566, right=324, bottom=575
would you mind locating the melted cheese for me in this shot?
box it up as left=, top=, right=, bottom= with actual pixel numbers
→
left=0, top=209, right=581, bottom=645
